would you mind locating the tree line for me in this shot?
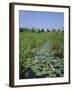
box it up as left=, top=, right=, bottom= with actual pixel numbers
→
left=20, top=27, right=64, bottom=33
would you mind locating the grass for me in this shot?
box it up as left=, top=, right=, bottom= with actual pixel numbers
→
left=19, top=30, right=64, bottom=79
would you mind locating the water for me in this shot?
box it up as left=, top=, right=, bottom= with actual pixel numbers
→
left=41, top=41, right=50, bottom=48
left=33, top=41, right=53, bottom=62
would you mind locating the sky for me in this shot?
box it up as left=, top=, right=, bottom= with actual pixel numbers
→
left=19, top=10, right=64, bottom=30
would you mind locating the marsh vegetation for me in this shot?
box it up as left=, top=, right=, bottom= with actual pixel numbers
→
left=19, top=28, right=64, bottom=79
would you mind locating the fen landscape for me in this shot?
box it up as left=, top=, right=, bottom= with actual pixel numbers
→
left=19, top=11, right=64, bottom=79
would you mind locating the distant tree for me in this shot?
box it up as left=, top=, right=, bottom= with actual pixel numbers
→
left=47, top=29, right=50, bottom=32
left=20, top=28, right=24, bottom=32
left=31, top=29, right=35, bottom=32
left=62, top=30, right=64, bottom=32
left=31, top=27, right=35, bottom=32
left=52, top=29, right=56, bottom=32
left=23, top=27, right=30, bottom=32
left=58, top=29, right=61, bottom=32
left=37, top=28, right=41, bottom=33
left=41, top=29, right=44, bottom=32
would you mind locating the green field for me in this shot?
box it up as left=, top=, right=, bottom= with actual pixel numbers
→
left=19, top=29, right=64, bottom=79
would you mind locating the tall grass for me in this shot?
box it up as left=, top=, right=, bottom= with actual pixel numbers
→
left=49, top=32, right=64, bottom=58
left=19, top=32, right=50, bottom=75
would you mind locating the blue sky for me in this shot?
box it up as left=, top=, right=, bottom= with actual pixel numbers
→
left=19, top=10, right=64, bottom=30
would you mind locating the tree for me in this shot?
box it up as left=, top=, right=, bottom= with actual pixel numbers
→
left=41, top=29, right=44, bottom=32
left=20, top=28, right=24, bottom=32
left=23, top=27, right=30, bottom=32
left=31, top=27, right=35, bottom=32
left=58, top=29, right=61, bottom=32
left=37, top=28, right=41, bottom=33
left=47, top=29, right=50, bottom=32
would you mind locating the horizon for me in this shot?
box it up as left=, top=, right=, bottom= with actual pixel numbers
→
left=19, top=27, right=64, bottom=31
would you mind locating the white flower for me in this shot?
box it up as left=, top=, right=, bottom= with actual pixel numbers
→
left=35, top=60, right=38, bottom=62
left=42, top=60, right=45, bottom=63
